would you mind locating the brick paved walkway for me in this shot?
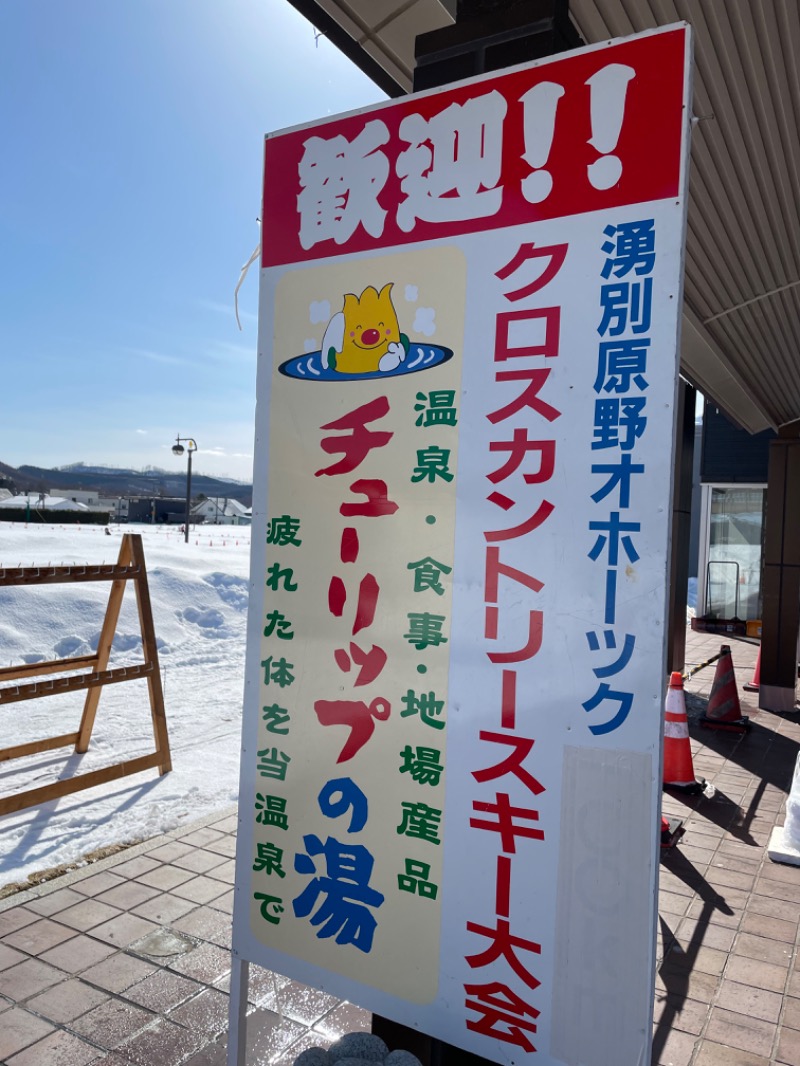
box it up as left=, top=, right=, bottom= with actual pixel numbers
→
left=0, top=629, right=798, bottom=1066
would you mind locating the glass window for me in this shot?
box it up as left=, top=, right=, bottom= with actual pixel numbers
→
left=706, top=486, right=765, bottom=620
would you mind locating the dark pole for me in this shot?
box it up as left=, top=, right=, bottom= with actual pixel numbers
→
left=172, top=435, right=197, bottom=545
left=184, top=447, right=193, bottom=544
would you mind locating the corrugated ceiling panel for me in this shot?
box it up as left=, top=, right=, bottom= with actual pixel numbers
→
left=570, top=0, right=800, bottom=431
left=313, top=0, right=453, bottom=88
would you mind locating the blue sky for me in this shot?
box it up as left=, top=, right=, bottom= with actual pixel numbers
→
left=0, top=0, right=385, bottom=481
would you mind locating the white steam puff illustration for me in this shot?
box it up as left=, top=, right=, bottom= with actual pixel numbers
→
left=413, top=307, right=436, bottom=337
left=309, top=300, right=330, bottom=324
left=405, top=284, right=419, bottom=302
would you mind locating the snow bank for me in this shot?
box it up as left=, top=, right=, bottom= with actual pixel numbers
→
left=0, top=523, right=251, bottom=889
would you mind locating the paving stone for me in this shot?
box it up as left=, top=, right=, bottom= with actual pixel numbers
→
left=734, top=931, right=793, bottom=967
left=203, top=836, right=237, bottom=858
left=240, top=1008, right=305, bottom=1061
left=89, top=912, right=160, bottom=948
left=761, top=859, right=800, bottom=884
left=134, top=865, right=195, bottom=891
left=6, top=1028, right=100, bottom=1066
left=0, top=1006, right=55, bottom=1060
left=209, top=813, right=238, bottom=833
left=783, top=996, right=800, bottom=1031
left=171, top=874, right=229, bottom=905
left=69, top=997, right=153, bottom=1049
left=26, top=976, right=109, bottom=1023
left=120, top=1017, right=205, bottom=1064
left=747, top=893, right=800, bottom=922
left=710, top=852, right=761, bottom=873
left=314, top=1001, right=371, bottom=1041
left=172, top=905, right=232, bottom=948
left=50, top=898, right=122, bottom=932
left=663, top=944, right=728, bottom=977
left=274, top=979, right=341, bottom=1026
left=72, top=872, right=126, bottom=897
left=653, top=995, right=710, bottom=1036
left=107, top=856, right=160, bottom=880
left=80, top=952, right=157, bottom=994
left=692, top=1038, right=770, bottom=1065
left=24, top=888, right=86, bottom=917
left=0, top=958, right=67, bottom=1001
left=776, top=1024, right=800, bottom=1066
left=171, top=849, right=228, bottom=875
left=216, top=964, right=289, bottom=1004
left=715, top=978, right=783, bottom=1023
left=651, top=1026, right=696, bottom=1065
left=169, top=987, right=230, bottom=1034
left=124, top=968, right=202, bottom=1012
left=676, top=917, right=736, bottom=952
left=206, top=888, right=235, bottom=914
left=705, top=868, right=756, bottom=892
left=659, top=890, right=693, bottom=918
left=131, top=890, right=198, bottom=924
left=182, top=1039, right=228, bottom=1065
left=686, top=896, right=742, bottom=928
left=96, top=881, right=161, bottom=911
left=0, top=942, right=27, bottom=971
left=144, top=842, right=195, bottom=864
left=168, top=942, right=232, bottom=984
left=177, top=827, right=226, bottom=848
left=754, top=876, right=800, bottom=904
left=656, top=967, right=719, bottom=1005
left=725, top=955, right=789, bottom=993
left=207, top=860, right=236, bottom=885
left=39, top=934, right=116, bottom=974
left=705, top=1007, right=776, bottom=1058
left=740, top=910, right=798, bottom=942
left=3, top=917, right=76, bottom=954
left=0, top=907, right=39, bottom=937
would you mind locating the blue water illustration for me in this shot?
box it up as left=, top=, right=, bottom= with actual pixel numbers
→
left=279, top=344, right=454, bottom=382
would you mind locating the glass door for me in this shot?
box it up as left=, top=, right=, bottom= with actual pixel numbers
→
left=707, top=486, right=765, bottom=620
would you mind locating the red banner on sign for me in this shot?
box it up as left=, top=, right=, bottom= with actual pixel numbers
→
left=262, top=28, right=686, bottom=267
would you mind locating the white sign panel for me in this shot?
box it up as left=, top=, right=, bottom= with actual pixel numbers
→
left=232, top=24, right=692, bottom=1065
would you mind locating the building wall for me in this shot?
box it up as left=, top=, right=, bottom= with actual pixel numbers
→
left=701, top=402, right=774, bottom=483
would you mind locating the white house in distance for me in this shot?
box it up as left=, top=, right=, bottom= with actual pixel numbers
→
left=49, top=489, right=127, bottom=518
left=192, top=497, right=251, bottom=526
left=0, top=493, right=89, bottom=512
left=49, top=488, right=100, bottom=508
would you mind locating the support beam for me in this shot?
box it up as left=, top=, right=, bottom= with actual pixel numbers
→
left=413, top=0, right=581, bottom=91
left=760, top=432, right=800, bottom=712
left=668, top=381, right=696, bottom=672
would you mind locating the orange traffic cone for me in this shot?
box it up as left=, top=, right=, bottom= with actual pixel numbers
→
left=701, top=644, right=750, bottom=732
left=663, top=672, right=706, bottom=794
left=743, top=645, right=761, bottom=693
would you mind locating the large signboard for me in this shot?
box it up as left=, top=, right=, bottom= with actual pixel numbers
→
left=233, top=24, right=691, bottom=1065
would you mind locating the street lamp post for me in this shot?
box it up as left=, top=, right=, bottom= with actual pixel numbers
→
left=171, top=435, right=198, bottom=544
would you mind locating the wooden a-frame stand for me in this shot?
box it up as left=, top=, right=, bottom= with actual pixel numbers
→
left=0, top=534, right=171, bottom=816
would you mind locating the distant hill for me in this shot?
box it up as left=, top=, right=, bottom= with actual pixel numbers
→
left=0, top=461, right=252, bottom=506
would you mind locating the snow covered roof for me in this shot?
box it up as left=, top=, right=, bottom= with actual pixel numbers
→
left=192, top=497, right=250, bottom=517
left=0, top=495, right=90, bottom=511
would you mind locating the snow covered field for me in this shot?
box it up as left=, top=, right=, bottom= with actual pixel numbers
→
left=0, top=522, right=251, bottom=890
